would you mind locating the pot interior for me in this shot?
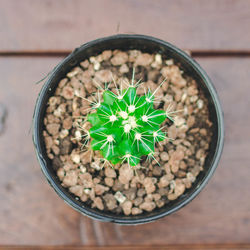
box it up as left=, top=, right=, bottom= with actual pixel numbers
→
left=33, top=35, right=223, bottom=224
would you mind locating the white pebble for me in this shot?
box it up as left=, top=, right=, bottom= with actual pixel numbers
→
left=114, top=191, right=126, bottom=203
left=197, top=99, right=204, bottom=109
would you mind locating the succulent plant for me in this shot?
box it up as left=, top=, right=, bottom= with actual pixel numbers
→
left=86, top=75, right=174, bottom=167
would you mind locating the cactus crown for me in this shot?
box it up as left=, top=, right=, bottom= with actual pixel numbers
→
left=87, top=74, right=172, bottom=167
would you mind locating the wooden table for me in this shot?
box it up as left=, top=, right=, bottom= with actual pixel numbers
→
left=0, top=0, right=250, bottom=249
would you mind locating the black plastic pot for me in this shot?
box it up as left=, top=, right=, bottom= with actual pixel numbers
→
left=33, top=34, right=224, bottom=225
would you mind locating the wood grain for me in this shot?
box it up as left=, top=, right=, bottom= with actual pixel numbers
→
left=1, top=0, right=250, bottom=52
left=0, top=56, right=250, bottom=245
left=1, top=245, right=250, bottom=250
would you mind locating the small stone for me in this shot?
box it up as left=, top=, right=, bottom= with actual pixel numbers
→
left=158, top=175, right=170, bottom=188
left=80, top=150, right=92, bottom=164
left=119, top=164, right=134, bottom=184
left=91, top=161, right=101, bottom=170
left=101, top=50, right=112, bottom=60
left=105, top=167, right=117, bottom=178
left=137, top=188, right=146, bottom=197
left=143, top=177, right=156, bottom=194
left=196, top=149, right=204, bottom=159
left=46, top=123, right=60, bottom=136
left=51, top=145, right=60, bottom=155
left=156, top=199, right=165, bottom=208
left=135, top=53, right=153, bottom=66
left=69, top=185, right=83, bottom=197
left=168, top=125, right=178, bottom=140
left=94, top=184, right=108, bottom=195
left=152, top=166, right=162, bottom=176
left=93, top=197, right=104, bottom=210
left=174, top=117, right=185, bottom=127
left=133, top=197, right=143, bottom=206
left=79, top=173, right=93, bottom=188
left=62, top=86, right=74, bottom=99
left=131, top=207, right=143, bottom=215
left=63, top=117, right=73, bottom=130
left=112, top=180, right=124, bottom=192
left=152, top=193, right=161, bottom=201
left=60, top=137, right=72, bottom=155
left=63, top=171, right=78, bottom=187
left=80, top=59, right=89, bottom=68
left=187, top=172, right=196, bottom=183
left=104, top=177, right=114, bottom=187
left=139, top=201, right=156, bottom=212
left=57, top=168, right=65, bottom=181
left=114, top=191, right=126, bottom=203
left=111, top=51, right=128, bottom=65
left=103, top=194, right=117, bottom=211
left=59, top=129, right=69, bottom=139
left=160, top=152, right=169, bottom=162
left=122, top=200, right=132, bottom=215
left=95, top=69, right=112, bottom=83
left=123, top=187, right=137, bottom=200
left=175, top=182, right=185, bottom=197
left=119, top=64, right=129, bottom=73
left=71, top=153, right=80, bottom=164
left=197, top=99, right=204, bottom=109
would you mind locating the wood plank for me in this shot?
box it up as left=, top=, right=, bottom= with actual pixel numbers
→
left=1, top=245, right=250, bottom=250
left=0, top=56, right=250, bottom=245
left=0, top=57, right=82, bottom=245
left=1, top=0, right=250, bottom=52
left=79, top=57, right=250, bottom=245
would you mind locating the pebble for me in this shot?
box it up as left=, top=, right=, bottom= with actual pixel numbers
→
left=102, top=194, right=116, bottom=210
left=111, top=51, right=128, bottom=65
left=160, top=152, right=169, bottom=162
left=139, top=201, right=156, bottom=212
left=94, top=184, right=109, bottom=195
left=135, top=53, right=153, bottom=66
left=143, top=177, right=156, bottom=194
left=123, top=187, right=137, bottom=200
left=46, top=123, right=60, bottom=136
left=122, top=200, right=133, bottom=215
left=62, top=86, right=74, bottom=99
left=95, top=69, right=112, bottom=83
left=133, top=197, right=143, bottom=206
left=104, top=177, right=114, bottom=187
left=114, top=191, right=126, bottom=203
left=158, top=175, right=170, bottom=188
left=137, top=188, right=146, bottom=197
left=105, top=167, right=117, bottom=178
left=131, top=207, right=143, bottom=215
left=63, top=171, right=78, bottom=187
left=119, top=164, right=134, bottom=184
left=79, top=173, right=93, bottom=188
left=69, top=185, right=83, bottom=197
left=93, top=197, right=104, bottom=210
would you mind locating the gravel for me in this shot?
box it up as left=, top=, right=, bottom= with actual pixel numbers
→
left=42, top=49, right=213, bottom=215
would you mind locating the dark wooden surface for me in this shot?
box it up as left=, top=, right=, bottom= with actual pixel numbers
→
left=0, top=0, right=250, bottom=248
left=1, top=0, right=250, bottom=52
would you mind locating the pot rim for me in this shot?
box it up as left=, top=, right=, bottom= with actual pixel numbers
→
left=33, top=34, right=224, bottom=225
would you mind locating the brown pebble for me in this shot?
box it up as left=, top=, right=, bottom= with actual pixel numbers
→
left=46, top=123, right=60, bottom=136
left=133, top=197, right=143, bottom=206
left=131, top=207, right=143, bottom=215
left=119, top=164, right=134, bottom=184
left=62, top=86, right=74, bottom=99
left=122, top=200, right=133, bottom=215
left=105, top=167, right=117, bottom=178
left=63, top=171, right=78, bottom=187
left=104, top=177, right=114, bottom=187
left=94, top=184, right=109, bottom=195
left=143, top=177, right=156, bottom=194
left=135, top=53, right=153, bottom=66
left=111, top=51, right=128, bottom=65
left=93, top=197, right=104, bottom=210
left=160, top=152, right=169, bottom=162
left=103, top=193, right=117, bottom=210
left=69, top=185, right=83, bottom=197
left=139, top=201, right=156, bottom=212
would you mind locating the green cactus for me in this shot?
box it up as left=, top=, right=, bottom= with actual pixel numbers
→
left=86, top=76, right=174, bottom=167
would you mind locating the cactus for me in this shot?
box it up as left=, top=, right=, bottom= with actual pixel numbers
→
left=86, top=74, right=174, bottom=167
